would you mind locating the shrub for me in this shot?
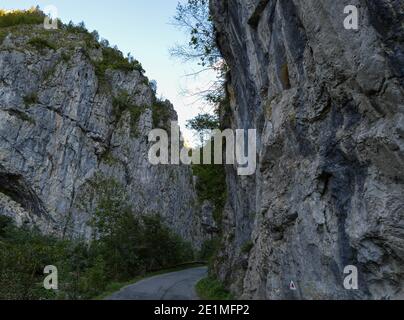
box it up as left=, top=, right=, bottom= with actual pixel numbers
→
left=112, top=91, right=145, bottom=137
left=95, top=47, right=144, bottom=82
left=0, top=206, right=195, bottom=300
left=192, top=157, right=226, bottom=226
left=152, top=100, right=171, bottom=130
left=0, top=30, right=7, bottom=44
left=0, top=8, right=44, bottom=28
left=28, top=37, right=56, bottom=51
left=64, top=21, right=88, bottom=34
left=198, top=237, right=220, bottom=262
left=23, top=92, right=39, bottom=106
left=89, top=178, right=195, bottom=280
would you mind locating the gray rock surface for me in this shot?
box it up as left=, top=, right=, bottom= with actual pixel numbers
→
left=0, top=24, right=206, bottom=247
left=210, top=0, right=404, bottom=299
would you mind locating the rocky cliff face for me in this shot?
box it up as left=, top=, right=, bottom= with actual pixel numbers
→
left=0, top=24, right=206, bottom=247
left=211, top=0, right=404, bottom=299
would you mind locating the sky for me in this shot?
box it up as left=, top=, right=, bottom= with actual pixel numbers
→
left=1, top=0, right=215, bottom=145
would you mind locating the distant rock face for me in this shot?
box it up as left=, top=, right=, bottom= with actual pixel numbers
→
left=0, top=25, right=206, bottom=247
left=210, top=0, right=404, bottom=299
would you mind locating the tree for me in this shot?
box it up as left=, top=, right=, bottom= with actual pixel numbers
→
left=170, top=0, right=227, bottom=105
left=186, top=113, right=219, bottom=146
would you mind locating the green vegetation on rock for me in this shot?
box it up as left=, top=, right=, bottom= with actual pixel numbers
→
left=152, top=100, right=171, bottom=130
left=192, top=156, right=226, bottom=226
left=23, top=92, right=39, bottom=106
left=112, top=91, right=146, bottom=137
left=28, top=37, right=56, bottom=51
left=94, top=47, right=144, bottom=85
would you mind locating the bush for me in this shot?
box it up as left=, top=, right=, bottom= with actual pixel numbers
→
left=0, top=30, right=7, bottom=44
left=198, top=237, right=220, bottom=262
left=192, top=158, right=226, bottom=225
left=0, top=218, right=60, bottom=299
left=0, top=8, right=44, bottom=28
left=95, top=47, right=144, bottom=81
left=112, top=91, right=145, bottom=137
left=23, top=92, right=39, bottom=106
left=0, top=185, right=195, bottom=299
left=28, top=37, right=56, bottom=51
left=152, top=100, right=171, bottom=130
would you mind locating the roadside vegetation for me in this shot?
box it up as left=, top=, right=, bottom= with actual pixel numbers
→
left=0, top=189, right=195, bottom=300
left=196, top=276, right=233, bottom=300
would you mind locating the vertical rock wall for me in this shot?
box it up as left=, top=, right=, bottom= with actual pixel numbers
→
left=211, top=0, right=404, bottom=299
left=0, top=24, right=207, bottom=247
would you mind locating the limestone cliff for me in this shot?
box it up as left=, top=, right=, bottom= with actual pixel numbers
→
left=211, top=0, right=404, bottom=299
left=0, top=23, right=206, bottom=247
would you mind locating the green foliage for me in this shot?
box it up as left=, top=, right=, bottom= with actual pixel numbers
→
left=112, top=91, right=145, bottom=137
left=192, top=159, right=226, bottom=226
left=141, top=215, right=194, bottom=270
left=186, top=113, right=219, bottom=145
left=87, top=177, right=194, bottom=281
left=0, top=8, right=44, bottom=28
left=23, top=92, right=39, bottom=106
left=0, top=217, right=61, bottom=299
left=100, top=150, right=118, bottom=166
left=0, top=180, right=194, bottom=299
left=196, top=276, right=233, bottom=300
left=171, top=0, right=226, bottom=105
left=241, top=241, right=254, bottom=254
left=61, top=52, right=70, bottom=62
left=198, top=237, right=220, bottom=262
left=63, top=20, right=88, bottom=34
left=28, top=37, right=56, bottom=51
left=89, top=180, right=194, bottom=280
left=95, top=47, right=144, bottom=82
left=186, top=113, right=219, bottom=132
left=0, top=30, right=7, bottom=44
left=152, top=100, right=171, bottom=130
left=172, top=0, right=220, bottom=69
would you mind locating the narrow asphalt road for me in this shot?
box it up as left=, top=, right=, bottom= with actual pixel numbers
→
left=107, top=266, right=208, bottom=300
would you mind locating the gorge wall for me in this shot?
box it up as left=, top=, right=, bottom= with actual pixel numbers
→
left=210, top=0, right=404, bottom=299
left=0, top=23, right=207, bottom=247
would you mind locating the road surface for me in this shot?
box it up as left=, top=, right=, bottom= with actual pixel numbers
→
left=107, top=266, right=208, bottom=300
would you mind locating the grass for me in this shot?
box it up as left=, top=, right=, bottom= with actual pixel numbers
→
left=196, top=276, right=233, bottom=300
left=94, top=262, right=206, bottom=300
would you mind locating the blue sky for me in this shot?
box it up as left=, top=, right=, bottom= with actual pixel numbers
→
left=1, top=0, right=214, bottom=144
